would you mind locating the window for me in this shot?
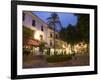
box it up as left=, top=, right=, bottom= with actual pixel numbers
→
left=32, top=20, right=36, bottom=26
left=40, top=35, right=43, bottom=41
left=41, top=25, right=43, bottom=31
left=50, top=33, right=52, bottom=37
left=23, top=12, right=25, bottom=21
left=50, top=40, right=52, bottom=46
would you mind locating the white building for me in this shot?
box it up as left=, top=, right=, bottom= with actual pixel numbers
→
left=23, top=11, right=48, bottom=43
left=23, top=11, right=57, bottom=55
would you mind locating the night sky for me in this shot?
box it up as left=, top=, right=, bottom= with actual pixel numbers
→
left=33, top=12, right=78, bottom=31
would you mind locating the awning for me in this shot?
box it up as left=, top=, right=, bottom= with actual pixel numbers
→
left=23, top=38, right=40, bottom=46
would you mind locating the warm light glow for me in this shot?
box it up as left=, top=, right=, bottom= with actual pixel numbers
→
left=34, top=30, right=44, bottom=41
left=73, top=42, right=88, bottom=53
left=50, top=48, right=54, bottom=55
left=62, top=45, right=65, bottom=48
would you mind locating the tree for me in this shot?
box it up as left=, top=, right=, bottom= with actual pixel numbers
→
left=47, top=12, right=62, bottom=54
left=76, top=14, right=90, bottom=53
left=59, top=27, right=66, bottom=41
left=39, top=42, right=46, bottom=54
left=23, top=26, right=34, bottom=55
left=59, top=25, right=77, bottom=43
left=76, top=14, right=89, bottom=43
left=59, top=24, right=79, bottom=53
left=66, top=25, right=78, bottom=52
left=23, top=26, right=33, bottom=38
left=59, top=14, right=89, bottom=54
left=47, top=12, right=62, bottom=31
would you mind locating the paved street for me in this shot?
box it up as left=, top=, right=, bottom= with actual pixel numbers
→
left=23, top=53, right=89, bottom=68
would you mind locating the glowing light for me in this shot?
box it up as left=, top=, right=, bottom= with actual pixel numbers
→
left=34, top=30, right=44, bottom=41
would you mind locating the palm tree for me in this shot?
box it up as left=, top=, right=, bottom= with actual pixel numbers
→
left=47, top=12, right=62, bottom=54
left=47, top=12, right=62, bottom=30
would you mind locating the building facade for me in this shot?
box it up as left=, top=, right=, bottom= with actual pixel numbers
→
left=23, top=11, right=56, bottom=55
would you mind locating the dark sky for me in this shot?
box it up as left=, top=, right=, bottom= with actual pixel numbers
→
left=33, top=12, right=78, bottom=31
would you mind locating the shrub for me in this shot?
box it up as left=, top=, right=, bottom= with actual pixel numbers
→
left=46, top=54, right=73, bottom=63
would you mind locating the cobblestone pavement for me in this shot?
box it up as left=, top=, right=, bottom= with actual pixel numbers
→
left=23, top=53, right=89, bottom=68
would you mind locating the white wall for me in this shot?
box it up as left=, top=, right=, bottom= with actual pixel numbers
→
left=0, top=0, right=99, bottom=80
left=23, top=11, right=48, bottom=41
